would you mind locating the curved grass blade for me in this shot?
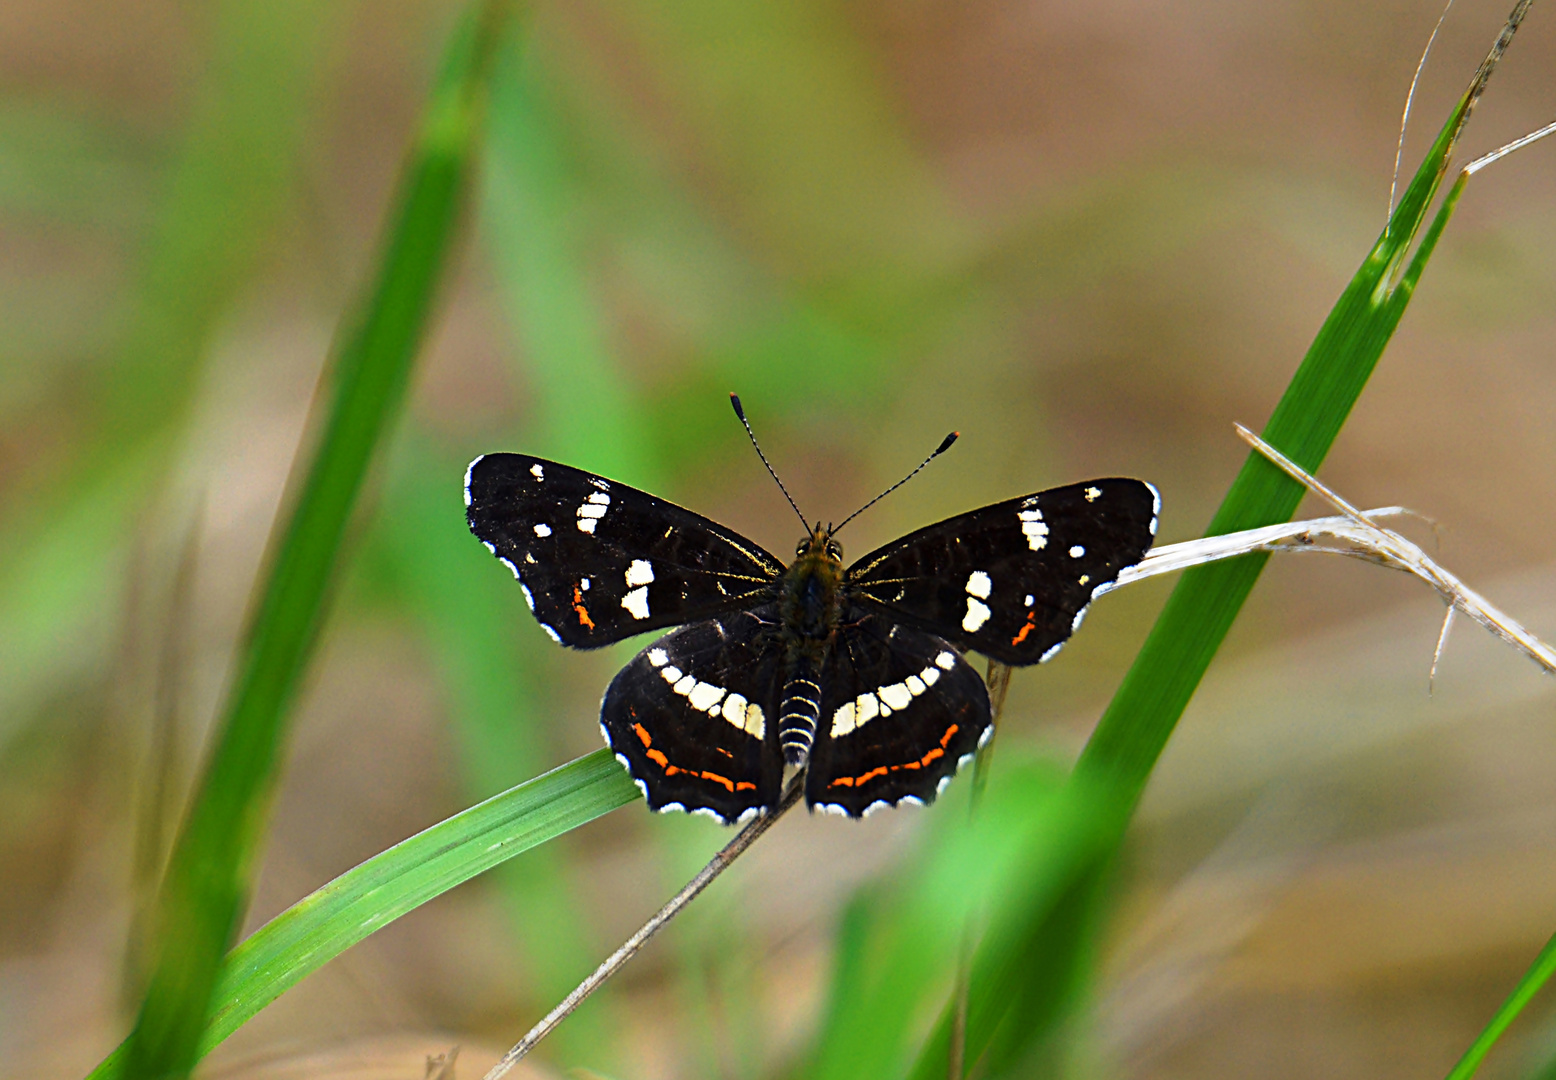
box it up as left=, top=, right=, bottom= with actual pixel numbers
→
left=1445, top=929, right=1556, bottom=1080
left=909, top=8, right=1534, bottom=1075
left=111, top=5, right=516, bottom=1079
left=1075, top=0, right=1532, bottom=812
left=1072, top=89, right=1467, bottom=805
left=805, top=762, right=1112, bottom=1080
left=89, top=749, right=639, bottom=1080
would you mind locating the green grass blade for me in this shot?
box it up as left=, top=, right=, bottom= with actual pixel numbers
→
left=381, top=439, right=617, bottom=1065
left=88, top=749, right=638, bottom=1080
left=908, top=31, right=1526, bottom=1075
left=113, top=6, right=514, bottom=1079
left=1445, top=929, right=1556, bottom=1080
left=805, top=761, right=1112, bottom=1080
left=901, top=787, right=1117, bottom=1080
left=1072, top=86, right=1466, bottom=805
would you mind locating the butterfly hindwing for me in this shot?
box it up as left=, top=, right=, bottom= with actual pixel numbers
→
left=804, top=609, right=991, bottom=816
left=466, top=454, right=784, bottom=647
left=601, top=608, right=786, bottom=823
left=846, top=478, right=1158, bottom=665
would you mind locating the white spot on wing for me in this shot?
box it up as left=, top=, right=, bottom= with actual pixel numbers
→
left=721, top=693, right=748, bottom=730
left=920, top=665, right=941, bottom=687
left=1069, top=545, right=1085, bottom=558
left=673, top=674, right=697, bottom=695
left=962, top=597, right=991, bottom=633
left=689, top=682, right=725, bottom=712
left=1071, top=605, right=1089, bottom=632
left=580, top=577, right=590, bottom=590
left=626, top=559, right=655, bottom=587
left=966, top=570, right=992, bottom=599
left=518, top=582, right=534, bottom=610
left=661, top=665, right=682, bottom=683
left=534, top=523, right=551, bottom=537
left=530, top=463, right=544, bottom=480
left=577, top=491, right=610, bottom=533
left=745, top=703, right=765, bottom=738
left=1085, top=486, right=1101, bottom=501
left=905, top=674, right=925, bottom=695
left=589, top=477, right=609, bottom=490
left=647, top=648, right=669, bottom=668
left=935, top=651, right=956, bottom=670
left=879, top=682, right=912, bottom=711
left=855, top=693, right=880, bottom=728
left=1040, top=641, right=1063, bottom=662
left=539, top=623, right=563, bottom=644
left=1018, top=508, right=1050, bottom=550
left=830, top=701, right=856, bottom=737
left=621, top=585, right=650, bottom=620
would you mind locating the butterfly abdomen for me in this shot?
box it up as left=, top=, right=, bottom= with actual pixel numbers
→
left=778, top=656, right=822, bottom=765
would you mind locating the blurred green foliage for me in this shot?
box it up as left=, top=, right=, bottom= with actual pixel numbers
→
left=3, top=2, right=1551, bottom=1080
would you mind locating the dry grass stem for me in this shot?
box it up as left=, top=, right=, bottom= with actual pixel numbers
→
left=482, top=776, right=806, bottom=1080
left=1115, top=425, right=1556, bottom=677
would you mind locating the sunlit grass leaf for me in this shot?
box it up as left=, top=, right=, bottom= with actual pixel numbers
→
left=381, top=438, right=619, bottom=1064
left=1444, top=927, right=1556, bottom=1080
left=88, top=749, right=639, bottom=1080
left=806, top=759, right=1112, bottom=1080
left=1076, top=34, right=1510, bottom=812
left=109, top=6, right=514, bottom=1079
left=906, top=18, right=1529, bottom=1077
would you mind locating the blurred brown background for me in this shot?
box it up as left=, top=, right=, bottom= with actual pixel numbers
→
left=2, top=0, right=1555, bottom=1077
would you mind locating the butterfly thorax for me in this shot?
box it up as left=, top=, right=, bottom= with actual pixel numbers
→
left=774, top=525, right=845, bottom=765
left=778, top=526, right=846, bottom=645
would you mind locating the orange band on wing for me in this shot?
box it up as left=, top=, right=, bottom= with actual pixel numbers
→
left=828, top=724, right=962, bottom=788
left=572, top=585, right=596, bottom=630
left=633, top=720, right=758, bottom=794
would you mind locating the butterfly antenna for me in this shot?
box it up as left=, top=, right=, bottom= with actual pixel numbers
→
left=833, top=430, right=959, bottom=535
left=730, top=394, right=809, bottom=529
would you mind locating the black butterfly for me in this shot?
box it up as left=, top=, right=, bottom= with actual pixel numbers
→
left=465, top=400, right=1158, bottom=823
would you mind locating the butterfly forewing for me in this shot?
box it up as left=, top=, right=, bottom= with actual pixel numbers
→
left=805, top=609, right=991, bottom=816
left=466, top=454, right=784, bottom=647
left=846, top=479, right=1158, bottom=665
left=601, top=609, right=785, bottom=823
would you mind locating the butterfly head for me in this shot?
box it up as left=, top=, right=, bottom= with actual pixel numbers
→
left=794, top=522, right=843, bottom=567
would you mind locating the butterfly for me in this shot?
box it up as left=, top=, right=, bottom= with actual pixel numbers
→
left=465, top=397, right=1158, bottom=824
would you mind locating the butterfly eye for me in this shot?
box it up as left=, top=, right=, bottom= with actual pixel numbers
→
left=826, top=541, right=842, bottom=559
left=796, top=539, right=808, bottom=556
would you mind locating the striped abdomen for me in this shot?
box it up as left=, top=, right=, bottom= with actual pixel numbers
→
left=778, top=657, right=821, bottom=765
